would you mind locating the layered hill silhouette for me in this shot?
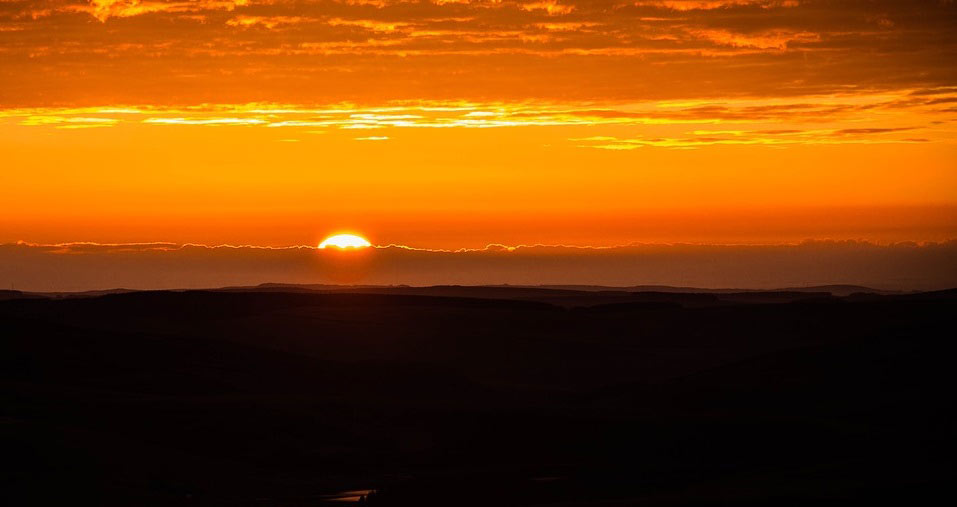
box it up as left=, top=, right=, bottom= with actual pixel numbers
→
left=2, top=286, right=955, bottom=505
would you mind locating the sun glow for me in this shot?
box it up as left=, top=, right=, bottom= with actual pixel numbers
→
left=319, top=233, right=372, bottom=249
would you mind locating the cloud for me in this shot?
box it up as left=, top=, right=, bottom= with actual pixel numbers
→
left=686, top=28, right=820, bottom=50
left=832, top=127, right=915, bottom=135
left=326, top=17, right=411, bottom=32
left=574, top=123, right=933, bottom=150
left=3, top=240, right=956, bottom=292
left=1, top=0, right=955, bottom=105
left=632, top=1, right=799, bottom=10
left=18, top=115, right=119, bottom=128
left=4, top=94, right=954, bottom=149
left=64, top=0, right=251, bottom=22
left=520, top=1, right=574, bottom=15
left=142, top=117, right=268, bottom=125
left=226, top=15, right=311, bottom=29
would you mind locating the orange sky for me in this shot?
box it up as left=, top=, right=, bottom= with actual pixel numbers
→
left=1, top=0, right=956, bottom=249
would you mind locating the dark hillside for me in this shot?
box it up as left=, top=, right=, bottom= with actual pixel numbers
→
left=2, top=288, right=955, bottom=505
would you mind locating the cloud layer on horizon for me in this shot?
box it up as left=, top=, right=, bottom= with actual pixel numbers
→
left=3, top=240, right=956, bottom=292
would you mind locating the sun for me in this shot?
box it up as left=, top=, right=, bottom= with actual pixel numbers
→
left=319, top=233, right=372, bottom=249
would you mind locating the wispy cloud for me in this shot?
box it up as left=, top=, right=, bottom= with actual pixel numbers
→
left=19, top=115, right=120, bottom=128
left=142, top=117, right=268, bottom=125
left=4, top=93, right=955, bottom=148
left=226, top=15, right=311, bottom=29
left=520, top=1, right=575, bottom=15
left=575, top=125, right=935, bottom=150
left=81, top=0, right=251, bottom=23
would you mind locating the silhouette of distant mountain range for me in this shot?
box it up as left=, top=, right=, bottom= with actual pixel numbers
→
left=252, top=282, right=897, bottom=296
left=8, top=282, right=898, bottom=303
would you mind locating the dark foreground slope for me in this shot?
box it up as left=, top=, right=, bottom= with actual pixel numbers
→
left=2, top=289, right=956, bottom=506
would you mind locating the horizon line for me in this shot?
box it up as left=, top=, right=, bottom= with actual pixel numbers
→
left=7, top=238, right=957, bottom=253
left=8, top=282, right=937, bottom=297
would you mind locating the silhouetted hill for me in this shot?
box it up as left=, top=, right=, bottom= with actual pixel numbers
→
left=0, top=289, right=24, bottom=301
left=33, top=288, right=140, bottom=299
left=2, top=288, right=955, bottom=505
left=0, top=289, right=45, bottom=301
left=777, top=284, right=899, bottom=296
left=514, top=283, right=896, bottom=296
left=209, top=284, right=865, bottom=308
left=28, top=283, right=897, bottom=304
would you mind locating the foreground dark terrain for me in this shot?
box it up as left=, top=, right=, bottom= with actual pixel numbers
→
left=2, top=286, right=956, bottom=505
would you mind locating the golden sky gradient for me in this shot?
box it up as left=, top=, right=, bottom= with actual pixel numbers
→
left=1, top=0, right=956, bottom=249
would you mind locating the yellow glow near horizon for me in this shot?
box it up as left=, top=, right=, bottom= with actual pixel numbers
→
left=319, top=234, right=372, bottom=249
left=2, top=1, right=957, bottom=250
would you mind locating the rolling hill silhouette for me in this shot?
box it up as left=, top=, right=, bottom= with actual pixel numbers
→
left=2, top=286, right=955, bottom=505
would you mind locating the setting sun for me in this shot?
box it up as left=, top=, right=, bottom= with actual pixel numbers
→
left=4, top=2, right=957, bottom=504
left=318, top=234, right=372, bottom=249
